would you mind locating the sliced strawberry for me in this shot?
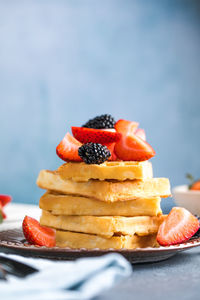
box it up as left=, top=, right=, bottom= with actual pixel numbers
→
left=115, top=119, right=139, bottom=135
left=114, top=119, right=155, bottom=161
left=1, top=209, right=6, bottom=219
left=56, top=132, right=82, bottom=162
left=106, top=143, right=118, bottom=161
left=157, top=207, right=199, bottom=246
left=0, top=196, right=11, bottom=219
left=22, top=216, right=56, bottom=247
left=135, top=128, right=146, bottom=141
left=71, top=127, right=121, bottom=145
left=115, top=134, right=155, bottom=161
left=0, top=195, right=12, bottom=207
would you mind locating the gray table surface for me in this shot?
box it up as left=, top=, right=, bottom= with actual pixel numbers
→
left=96, top=247, right=200, bottom=300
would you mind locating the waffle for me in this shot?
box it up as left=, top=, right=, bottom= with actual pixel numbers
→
left=57, top=161, right=153, bottom=182
left=39, top=192, right=162, bottom=216
left=37, top=170, right=171, bottom=202
left=40, top=210, right=166, bottom=238
left=55, top=230, right=158, bottom=249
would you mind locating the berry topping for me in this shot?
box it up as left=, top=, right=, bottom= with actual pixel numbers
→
left=115, top=119, right=139, bottom=135
left=72, top=127, right=121, bottom=145
left=114, top=119, right=155, bottom=161
left=157, top=207, right=199, bottom=246
left=56, top=133, right=82, bottom=162
left=22, top=216, right=56, bottom=247
left=82, top=114, right=115, bottom=129
left=135, top=128, right=146, bottom=141
left=78, top=143, right=111, bottom=164
left=106, top=143, right=118, bottom=161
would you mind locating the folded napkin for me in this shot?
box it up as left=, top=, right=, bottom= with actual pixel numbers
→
left=0, top=253, right=132, bottom=300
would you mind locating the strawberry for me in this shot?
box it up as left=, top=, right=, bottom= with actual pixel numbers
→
left=115, top=119, right=139, bottom=135
left=135, top=128, right=146, bottom=141
left=1, top=210, right=6, bottom=219
left=157, top=207, right=199, bottom=246
left=106, top=143, right=118, bottom=161
left=114, top=135, right=155, bottom=161
left=56, top=132, right=82, bottom=162
left=0, top=195, right=12, bottom=219
left=186, top=174, right=200, bottom=190
left=71, top=127, right=121, bottom=145
left=22, top=216, right=56, bottom=247
left=114, top=119, right=155, bottom=161
left=190, top=181, right=200, bottom=190
left=0, top=195, right=12, bottom=207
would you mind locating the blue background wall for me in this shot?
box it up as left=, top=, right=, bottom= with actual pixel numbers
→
left=0, top=0, right=200, bottom=212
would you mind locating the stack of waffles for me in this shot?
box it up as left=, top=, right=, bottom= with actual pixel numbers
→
left=37, top=160, right=171, bottom=249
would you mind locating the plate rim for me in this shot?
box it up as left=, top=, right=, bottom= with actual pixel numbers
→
left=0, top=228, right=200, bottom=254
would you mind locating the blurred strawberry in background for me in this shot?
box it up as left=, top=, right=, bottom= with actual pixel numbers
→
left=0, top=195, right=12, bottom=223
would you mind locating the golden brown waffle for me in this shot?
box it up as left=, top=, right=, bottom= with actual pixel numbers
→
left=40, top=210, right=166, bottom=237
left=37, top=170, right=171, bottom=202
left=39, top=192, right=162, bottom=216
left=55, top=230, right=158, bottom=249
left=58, top=161, right=153, bottom=182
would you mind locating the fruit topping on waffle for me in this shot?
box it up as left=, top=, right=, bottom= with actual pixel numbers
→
left=56, top=115, right=155, bottom=163
left=82, top=114, right=115, bottom=129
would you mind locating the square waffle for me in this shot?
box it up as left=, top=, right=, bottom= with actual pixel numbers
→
left=55, top=230, right=158, bottom=249
left=39, top=192, right=162, bottom=216
left=37, top=170, right=171, bottom=202
left=57, top=161, right=153, bottom=182
left=40, top=210, right=166, bottom=237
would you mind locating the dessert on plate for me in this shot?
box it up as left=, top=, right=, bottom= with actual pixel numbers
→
left=22, top=114, right=200, bottom=249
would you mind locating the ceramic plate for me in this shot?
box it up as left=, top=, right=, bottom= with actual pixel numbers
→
left=0, top=228, right=200, bottom=264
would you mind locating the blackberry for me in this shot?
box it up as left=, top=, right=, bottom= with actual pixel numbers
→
left=82, top=114, right=115, bottom=129
left=78, top=143, right=111, bottom=164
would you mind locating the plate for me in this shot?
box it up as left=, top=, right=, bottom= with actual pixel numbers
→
left=0, top=228, right=200, bottom=264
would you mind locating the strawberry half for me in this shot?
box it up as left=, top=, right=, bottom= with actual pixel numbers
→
left=114, top=119, right=155, bottom=161
left=56, top=133, right=82, bottom=162
left=0, top=195, right=12, bottom=219
left=106, top=143, right=118, bottom=161
left=157, top=207, right=199, bottom=246
left=71, top=127, right=121, bottom=145
left=135, top=128, right=146, bottom=141
left=115, top=119, right=139, bottom=135
left=0, top=195, right=12, bottom=207
left=0, top=206, right=6, bottom=219
left=22, top=216, right=56, bottom=247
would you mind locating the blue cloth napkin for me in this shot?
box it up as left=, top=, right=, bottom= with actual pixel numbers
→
left=0, top=253, right=132, bottom=300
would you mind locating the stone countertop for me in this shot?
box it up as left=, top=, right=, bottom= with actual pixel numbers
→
left=97, top=247, right=200, bottom=300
